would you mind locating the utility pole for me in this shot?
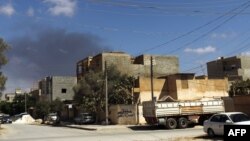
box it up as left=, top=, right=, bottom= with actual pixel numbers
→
left=25, top=92, right=27, bottom=113
left=150, top=56, right=154, bottom=101
left=105, top=61, right=109, bottom=125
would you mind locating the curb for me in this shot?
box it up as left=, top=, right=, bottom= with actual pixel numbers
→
left=60, top=122, right=131, bottom=131
left=62, top=125, right=97, bottom=131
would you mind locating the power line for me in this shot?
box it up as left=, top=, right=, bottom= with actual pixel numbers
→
left=167, top=1, right=250, bottom=54
left=136, top=1, right=250, bottom=55
left=182, top=31, right=250, bottom=74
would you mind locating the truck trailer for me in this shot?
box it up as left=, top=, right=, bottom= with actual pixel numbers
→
left=142, top=98, right=224, bottom=129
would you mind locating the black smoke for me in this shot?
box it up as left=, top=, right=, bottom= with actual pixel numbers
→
left=3, top=28, right=110, bottom=92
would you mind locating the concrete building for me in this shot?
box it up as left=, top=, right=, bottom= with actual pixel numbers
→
left=4, top=93, right=15, bottom=102
left=132, top=73, right=229, bottom=124
left=3, top=89, right=25, bottom=102
left=38, top=76, right=77, bottom=102
left=76, top=52, right=179, bottom=81
left=207, top=56, right=250, bottom=82
left=162, top=74, right=228, bottom=101
left=134, top=74, right=229, bottom=103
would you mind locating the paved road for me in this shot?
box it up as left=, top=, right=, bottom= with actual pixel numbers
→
left=0, top=124, right=222, bottom=141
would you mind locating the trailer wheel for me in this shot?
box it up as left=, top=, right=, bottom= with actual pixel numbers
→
left=166, top=118, right=177, bottom=129
left=178, top=117, right=188, bottom=129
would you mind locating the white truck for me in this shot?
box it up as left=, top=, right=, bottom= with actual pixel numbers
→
left=142, top=98, right=225, bottom=129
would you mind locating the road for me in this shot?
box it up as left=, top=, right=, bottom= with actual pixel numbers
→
left=0, top=124, right=222, bottom=141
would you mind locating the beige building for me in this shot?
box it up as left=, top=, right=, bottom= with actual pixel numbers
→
left=134, top=73, right=229, bottom=103
left=76, top=52, right=179, bottom=81
left=207, top=56, right=250, bottom=82
left=4, top=93, right=15, bottom=102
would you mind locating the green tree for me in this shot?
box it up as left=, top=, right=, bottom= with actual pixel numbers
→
left=49, top=98, right=64, bottom=117
left=0, top=38, right=10, bottom=97
left=10, top=93, right=37, bottom=115
left=73, top=70, right=104, bottom=113
left=229, top=79, right=250, bottom=96
left=73, top=65, right=134, bottom=113
left=34, top=101, right=50, bottom=119
left=12, top=94, right=26, bottom=114
left=107, top=66, right=134, bottom=104
left=0, top=101, right=12, bottom=115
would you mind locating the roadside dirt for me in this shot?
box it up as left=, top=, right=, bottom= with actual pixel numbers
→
left=0, top=125, right=8, bottom=137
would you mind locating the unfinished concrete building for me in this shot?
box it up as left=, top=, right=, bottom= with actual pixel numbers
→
left=207, top=56, right=250, bottom=82
left=38, top=76, right=77, bottom=102
left=76, top=52, right=179, bottom=81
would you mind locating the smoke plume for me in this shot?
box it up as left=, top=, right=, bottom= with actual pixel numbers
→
left=3, top=28, right=109, bottom=92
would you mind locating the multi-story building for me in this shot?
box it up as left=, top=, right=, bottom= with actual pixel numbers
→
left=76, top=52, right=179, bottom=81
left=4, top=93, right=15, bottom=102
left=207, top=56, right=250, bottom=82
left=38, top=76, right=77, bottom=102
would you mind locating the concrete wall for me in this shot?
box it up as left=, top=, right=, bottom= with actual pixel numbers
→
left=102, top=52, right=132, bottom=75
left=138, top=105, right=146, bottom=124
left=109, top=104, right=137, bottom=125
left=76, top=52, right=179, bottom=80
left=52, top=76, right=77, bottom=101
left=222, top=97, right=235, bottom=112
left=173, top=76, right=229, bottom=100
left=207, top=56, right=250, bottom=81
left=137, top=77, right=168, bottom=102
left=133, top=55, right=179, bottom=77
left=238, top=56, right=250, bottom=81
left=38, top=76, right=77, bottom=102
left=136, top=75, right=228, bottom=103
left=233, top=95, right=250, bottom=116
left=4, top=93, right=15, bottom=102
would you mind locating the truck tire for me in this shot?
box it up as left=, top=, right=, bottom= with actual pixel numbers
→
left=178, top=117, right=188, bottom=129
left=166, top=118, right=177, bottom=129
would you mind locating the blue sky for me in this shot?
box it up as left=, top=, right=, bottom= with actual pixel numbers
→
left=1, top=0, right=250, bottom=93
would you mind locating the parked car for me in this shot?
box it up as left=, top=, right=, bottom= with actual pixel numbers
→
left=0, top=114, right=12, bottom=124
left=11, top=112, right=29, bottom=122
left=203, top=112, right=250, bottom=137
left=74, top=113, right=95, bottom=125
left=44, top=113, right=60, bottom=125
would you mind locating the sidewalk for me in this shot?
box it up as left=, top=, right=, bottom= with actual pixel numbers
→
left=60, top=122, right=203, bottom=131
left=60, top=122, right=133, bottom=131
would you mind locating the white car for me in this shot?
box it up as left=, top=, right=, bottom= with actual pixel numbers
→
left=203, top=112, right=250, bottom=137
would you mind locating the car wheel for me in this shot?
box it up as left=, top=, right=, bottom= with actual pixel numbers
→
left=207, top=128, right=215, bottom=137
left=178, top=117, right=188, bottom=129
left=166, top=118, right=177, bottom=129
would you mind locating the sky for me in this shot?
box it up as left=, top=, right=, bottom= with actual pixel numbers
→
left=1, top=0, right=250, bottom=94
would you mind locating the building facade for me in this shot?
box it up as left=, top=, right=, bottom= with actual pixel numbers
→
left=134, top=74, right=229, bottom=103
left=38, top=76, right=77, bottom=102
left=76, top=52, right=179, bottom=81
left=4, top=93, right=15, bottom=102
left=207, top=56, right=250, bottom=82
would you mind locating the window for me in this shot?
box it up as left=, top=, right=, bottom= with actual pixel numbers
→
left=219, top=115, right=229, bottom=123
left=211, top=114, right=229, bottom=123
left=61, top=88, right=67, bottom=93
left=231, top=64, right=236, bottom=70
left=210, top=115, right=220, bottom=122
left=77, top=66, right=82, bottom=74
left=230, top=113, right=250, bottom=123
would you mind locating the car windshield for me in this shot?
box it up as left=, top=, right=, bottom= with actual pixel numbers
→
left=229, top=113, right=250, bottom=123
left=80, top=113, right=93, bottom=117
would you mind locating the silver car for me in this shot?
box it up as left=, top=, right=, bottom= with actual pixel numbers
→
left=74, top=113, right=95, bottom=125
left=203, top=112, right=250, bottom=137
